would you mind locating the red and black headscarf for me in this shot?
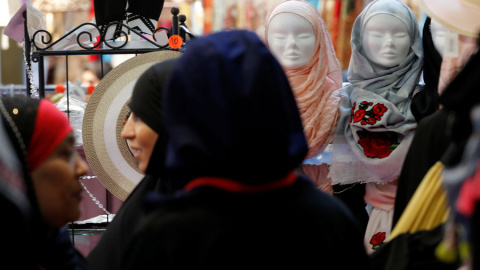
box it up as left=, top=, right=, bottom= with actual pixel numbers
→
left=0, top=96, right=72, bottom=172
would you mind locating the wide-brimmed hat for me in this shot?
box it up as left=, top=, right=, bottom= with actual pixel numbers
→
left=82, top=50, right=182, bottom=200
left=420, top=0, right=480, bottom=38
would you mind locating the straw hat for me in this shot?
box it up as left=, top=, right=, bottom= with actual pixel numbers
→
left=82, top=50, right=182, bottom=200
left=420, top=0, right=480, bottom=38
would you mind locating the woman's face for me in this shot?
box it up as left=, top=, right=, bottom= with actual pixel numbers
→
left=361, top=14, right=411, bottom=71
left=31, top=133, right=88, bottom=228
left=121, top=112, right=159, bottom=174
left=267, top=12, right=316, bottom=68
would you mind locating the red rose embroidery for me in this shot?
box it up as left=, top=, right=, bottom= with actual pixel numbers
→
left=350, top=101, right=388, bottom=125
left=358, top=132, right=392, bottom=158
left=353, top=110, right=366, bottom=122
left=372, top=104, right=388, bottom=116
left=366, top=117, right=377, bottom=125
left=350, top=103, right=357, bottom=123
left=370, top=232, right=386, bottom=250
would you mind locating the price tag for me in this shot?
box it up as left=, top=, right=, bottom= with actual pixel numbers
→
left=168, top=35, right=183, bottom=49
left=444, top=32, right=459, bottom=58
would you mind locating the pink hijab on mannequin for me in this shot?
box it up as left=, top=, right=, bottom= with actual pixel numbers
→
left=264, top=0, right=343, bottom=159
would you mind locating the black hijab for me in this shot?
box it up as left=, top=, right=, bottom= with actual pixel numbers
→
left=411, top=17, right=441, bottom=122
left=128, top=58, right=178, bottom=177
left=0, top=98, right=35, bottom=269
left=164, top=30, right=308, bottom=189
left=0, top=96, right=42, bottom=220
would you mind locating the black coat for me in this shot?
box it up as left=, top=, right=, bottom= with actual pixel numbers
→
left=122, top=178, right=371, bottom=270
left=87, top=175, right=166, bottom=270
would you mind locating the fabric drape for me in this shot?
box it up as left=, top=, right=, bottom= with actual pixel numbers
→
left=410, top=17, right=441, bottom=122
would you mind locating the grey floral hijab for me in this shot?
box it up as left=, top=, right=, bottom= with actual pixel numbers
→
left=329, top=0, right=423, bottom=185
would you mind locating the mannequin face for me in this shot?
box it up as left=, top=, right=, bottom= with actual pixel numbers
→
left=267, top=13, right=316, bottom=68
left=430, top=18, right=448, bottom=57
left=361, top=14, right=410, bottom=71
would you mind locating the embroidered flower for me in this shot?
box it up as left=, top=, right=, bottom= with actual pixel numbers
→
left=366, top=117, right=377, bottom=125
left=370, top=232, right=386, bottom=250
left=353, top=110, right=366, bottom=122
left=357, top=130, right=399, bottom=158
left=372, top=103, right=388, bottom=116
left=350, top=101, right=388, bottom=125
left=360, top=101, right=372, bottom=106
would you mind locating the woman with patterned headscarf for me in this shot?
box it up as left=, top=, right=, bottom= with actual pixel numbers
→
left=263, top=0, right=343, bottom=192
left=328, top=0, right=423, bottom=252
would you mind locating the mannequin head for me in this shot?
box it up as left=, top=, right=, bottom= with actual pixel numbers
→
left=263, top=0, right=343, bottom=159
left=267, top=12, right=316, bottom=68
left=348, top=0, right=422, bottom=80
left=361, top=14, right=411, bottom=71
left=430, top=18, right=448, bottom=57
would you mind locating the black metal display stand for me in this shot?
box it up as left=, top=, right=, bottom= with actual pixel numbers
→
left=27, top=6, right=193, bottom=98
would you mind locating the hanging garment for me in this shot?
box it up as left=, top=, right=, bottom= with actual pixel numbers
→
left=92, top=0, right=165, bottom=36
left=393, top=37, right=480, bottom=228
left=369, top=162, right=458, bottom=270
left=410, top=17, right=441, bottom=122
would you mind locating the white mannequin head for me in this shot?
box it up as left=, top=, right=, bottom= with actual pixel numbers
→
left=430, top=18, right=448, bottom=57
left=267, top=12, right=316, bottom=68
left=361, top=14, right=411, bottom=71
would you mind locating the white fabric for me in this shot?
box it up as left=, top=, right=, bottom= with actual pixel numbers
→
left=364, top=206, right=393, bottom=254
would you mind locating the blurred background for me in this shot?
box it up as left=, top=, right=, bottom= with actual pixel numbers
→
left=0, top=0, right=425, bottom=89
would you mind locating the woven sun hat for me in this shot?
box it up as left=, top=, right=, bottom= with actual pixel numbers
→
left=82, top=50, right=182, bottom=201
left=420, top=0, right=480, bottom=38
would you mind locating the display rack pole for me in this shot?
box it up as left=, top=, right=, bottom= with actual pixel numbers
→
left=23, top=11, right=31, bottom=96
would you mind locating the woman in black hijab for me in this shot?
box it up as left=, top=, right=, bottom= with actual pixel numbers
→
left=87, top=58, right=178, bottom=270
left=120, top=30, right=370, bottom=270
